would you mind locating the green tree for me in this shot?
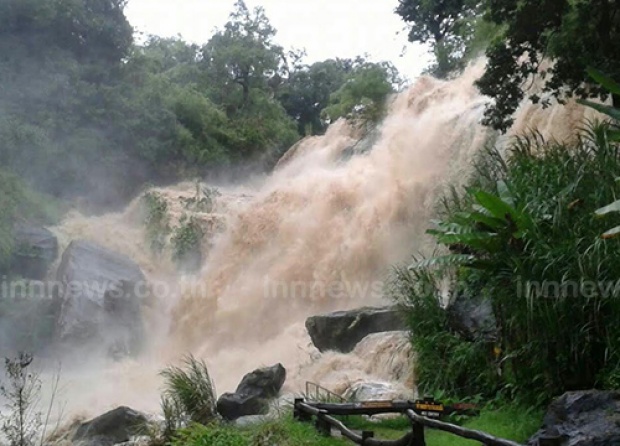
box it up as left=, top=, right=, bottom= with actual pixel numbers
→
left=278, top=59, right=355, bottom=135
left=321, top=61, right=401, bottom=125
left=199, top=1, right=298, bottom=161
left=202, top=0, right=285, bottom=110
left=476, top=0, right=620, bottom=131
left=395, top=0, right=481, bottom=78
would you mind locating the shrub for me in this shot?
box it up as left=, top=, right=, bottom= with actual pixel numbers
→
left=394, top=121, right=620, bottom=405
left=141, top=191, right=171, bottom=254
left=0, top=354, right=41, bottom=446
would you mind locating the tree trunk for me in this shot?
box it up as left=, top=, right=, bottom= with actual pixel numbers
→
left=242, top=82, right=250, bottom=106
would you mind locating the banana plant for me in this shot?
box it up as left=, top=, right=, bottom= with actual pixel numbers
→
left=413, top=181, right=533, bottom=270
left=578, top=68, right=620, bottom=142
left=580, top=68, right=620, bottom=237
left=595, top=178, right=620, bottom=239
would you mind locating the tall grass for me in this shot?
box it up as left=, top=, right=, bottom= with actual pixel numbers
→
left=160, top=355, right=218, bottom=428
left=393, top=121, right=620, bottom=405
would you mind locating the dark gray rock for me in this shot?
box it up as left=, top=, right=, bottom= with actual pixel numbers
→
left=217, top=364, right=286, bottom=421
left=72, top=406, right=147, bottom=446
left=305, top=306, right=407, bottom=353
left=236, top=363, right=286, bottom=399
left=217, top=393, right=268, bottom=421
left=11, top=225, right=58, bottom=280
left=528, top=390, right=620, bottom=446
left=56, top=240, right=146, bottom=357
left=447, top=292, right=497, bottom=342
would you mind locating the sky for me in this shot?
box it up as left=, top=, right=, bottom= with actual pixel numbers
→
left=125, top=0, right=431, bottom=80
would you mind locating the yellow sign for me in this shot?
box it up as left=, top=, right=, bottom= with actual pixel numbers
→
left=415, top=403, right=444, bottom=412
left=360, top=401, right=394, bottom=409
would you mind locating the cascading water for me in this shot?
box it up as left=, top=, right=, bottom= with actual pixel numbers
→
left=45, top=60, right=594, bottom=418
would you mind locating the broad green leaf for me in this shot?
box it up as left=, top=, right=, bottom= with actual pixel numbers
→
left=586, top=68, right=620, bottom=96
left=435, top=232, right=500, bottom=252
left=428, top=222, right=476, bottom=236
left=577, top=100, right=620, bottom=121
left=602, top=226, right=620, bottom=239
left=471, top=189, right=519, bottom=221
left=496, top=180, right=515, bottom=207
left=454, top=211, right=505, bottom=230
left=410, top=254, right=476, bottom=270
left=595, top=200, right=620, bottom=216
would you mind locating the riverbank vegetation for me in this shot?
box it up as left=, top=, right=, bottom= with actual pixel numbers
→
left=392, top=111, right=620, bottom=407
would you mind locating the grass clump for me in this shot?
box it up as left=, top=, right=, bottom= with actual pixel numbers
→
left=171, top=406, right=541, bottom=446
left=160, top=355, right=218, bottom=430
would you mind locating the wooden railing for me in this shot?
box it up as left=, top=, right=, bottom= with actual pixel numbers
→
left=293, top=397, right=524, bottom=446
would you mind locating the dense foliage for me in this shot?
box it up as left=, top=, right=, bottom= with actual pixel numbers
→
left=395, top=0, right=484, bottom=78
left=396, top=0, right=620, bottom=131
left=392, top=119, right=620, bottom=404
left=0, top=0, right=398, bottom=212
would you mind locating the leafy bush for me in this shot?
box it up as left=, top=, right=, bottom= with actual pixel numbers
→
left=171, top=215, right=205, bottom=271
left=394, top=121, right=620, bottom=405
left=390, top=265, right=500, bottom=399
left=141, top=191, right=171, bottom=254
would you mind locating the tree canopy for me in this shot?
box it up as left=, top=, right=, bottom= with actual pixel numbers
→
left=396, top=0, right=620, bottom=131
left=477, top=0, right=620, bottom=131
left=395, top=0, right=482, bottom=78
left=0, top=0, right=399, bottom=211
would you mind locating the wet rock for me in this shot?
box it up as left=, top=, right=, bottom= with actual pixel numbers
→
left=217, top=364, right=286, bottom=421
left=11, top=225, right=58, bottom=280
left=343, top=381, right=413, bottom=402
left=56, top=240, right=146, bottom=357
left=447, top=292, right=497, bottom=342
left=72, top=406, right=147, bottom=446
left=236, top=363, right=286, bottom=399
left=305, top=306, right=407, bottom=353
left=528, top=390, right=620, bottom=446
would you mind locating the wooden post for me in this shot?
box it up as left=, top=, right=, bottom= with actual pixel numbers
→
left=538, top=436, right=563, bottom=446
left=294, top=398, right=312, bottom=422
left=410, top=422, right=426, bottom=446
left=315, top=416, right=331, bottom=437
left=362, top=431, right=375, bottom=444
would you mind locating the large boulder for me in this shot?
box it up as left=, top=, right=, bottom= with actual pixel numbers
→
left=446, top=292, right=497, bottom=342
left=305, top=306, right=407, bottom=353
left=528, top=390, right=620, bottom=446
left=72, top=406, right=147, bottom=446
left=217, top=364, right=286, bottom=421
left=11, top=225, right=58, bottom=280
left=56, top=240, right=146, bottom=357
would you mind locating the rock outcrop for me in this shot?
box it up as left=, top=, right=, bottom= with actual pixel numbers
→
left=217, top=363, right=286, bottom=421
left=56, top=240, right=146, bottom=357
left=528, top=390, right=620, bottom=446
left=11, top=225, right=58, bottom=280
left=447, top=292, right=497, bottom=342
left=305, top=306, right=407, bottom=353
